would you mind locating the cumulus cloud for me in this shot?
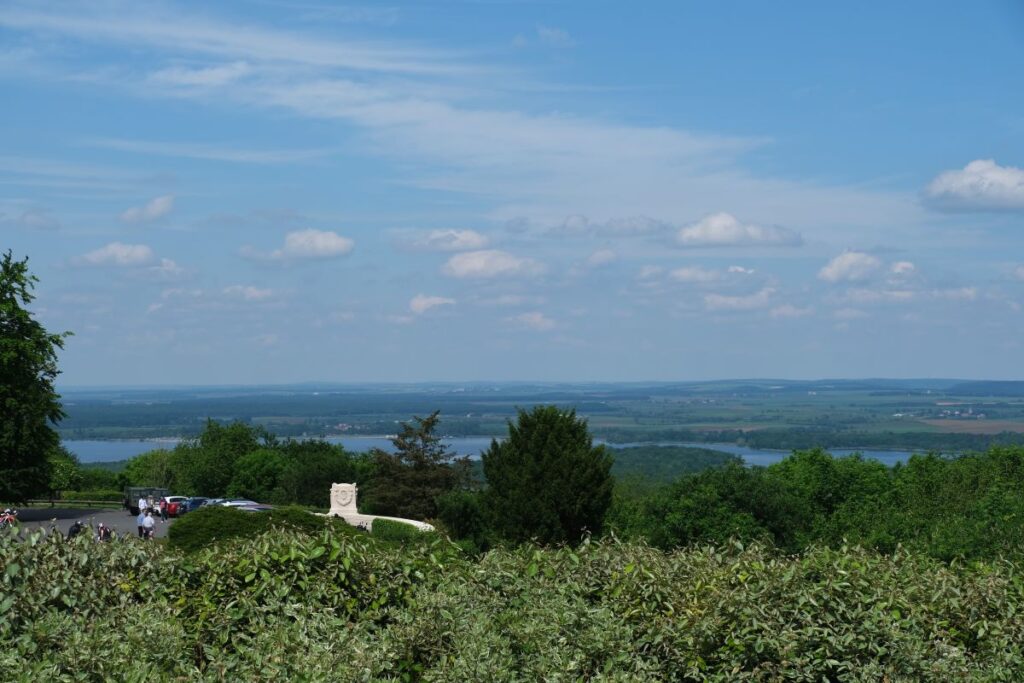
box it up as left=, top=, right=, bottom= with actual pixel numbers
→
left=818, top=251, right=882, bottom=283
left=1014, top=265, right=1024, bottom=281
left=669, top=266, right=719, bottom=283
left=442, top=250, right=544, bottom=279
left=728, top=265, right=755, bottom=275
left=508, top=311, right=556, bottom=331
left=890, top=261, right=916, bottom=276
left=677, top=212, right=802, bottom=248
left=411, top=229, right=488, bottom=251
left=409, top=294, right=455, bottom=314
left=120, top=195, right=174, bottom=223
left=223, top=285, right=273, bottom=301
left=925, top=159, right=1024, bottom=211
left=586, top=249, right=616, bottom=267
left=75, top=242, right=155, bottom=267
left=244, top=229, right=354, bottom=261
left=704, top=287, right=775, bottom=311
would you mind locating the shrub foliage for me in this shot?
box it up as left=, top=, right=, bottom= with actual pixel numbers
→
left=5, top=518, right=1024, bottom=680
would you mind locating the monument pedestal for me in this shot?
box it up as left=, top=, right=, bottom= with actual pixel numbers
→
left=327, top=483, right=435, bottom=532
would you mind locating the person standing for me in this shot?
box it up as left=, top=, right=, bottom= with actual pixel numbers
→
left=136, top=510, right=147, bottom=538
left=159, top=497, right=168, bottom=523
left=142, top=510, right=156, bottom=540
left=138, top=496, right=149, bottom=516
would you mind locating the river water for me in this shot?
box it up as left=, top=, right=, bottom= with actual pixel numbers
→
left=64, top=436, right=918, bottom=467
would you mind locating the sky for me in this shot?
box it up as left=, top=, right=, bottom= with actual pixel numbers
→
left=3, top=0, right=1024, bottom=385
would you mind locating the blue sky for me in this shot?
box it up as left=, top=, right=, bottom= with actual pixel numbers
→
left=3, top=0, right=1024, bottom=384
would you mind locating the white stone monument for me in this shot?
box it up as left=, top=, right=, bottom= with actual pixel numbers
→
left=327, top=483, right=434, bottom=532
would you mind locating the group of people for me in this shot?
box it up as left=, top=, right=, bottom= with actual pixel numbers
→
left=136, top=495, right=169, bottom=522
left=135, top=509, right=159, bottom=539
left=65, top=520, right=113, bottom=542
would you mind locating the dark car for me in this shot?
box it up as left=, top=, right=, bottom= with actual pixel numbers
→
left=182, top=497, right=209, bottom=514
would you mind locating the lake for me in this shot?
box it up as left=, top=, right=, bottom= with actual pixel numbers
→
left=64, top=436, right=919, bottom=466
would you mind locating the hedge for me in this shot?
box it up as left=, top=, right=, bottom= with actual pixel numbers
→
left=166, top=505, right=360, bottom=553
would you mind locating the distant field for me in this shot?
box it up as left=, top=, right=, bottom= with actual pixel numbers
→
left=681, top=423, right=768, bottom=432
left=921, top=419, right=1024, bottom=434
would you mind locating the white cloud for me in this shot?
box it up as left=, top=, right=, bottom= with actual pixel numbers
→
left=704, top=287, right=775, bottom=311
left=409, top=294, right=455, bottom=314
left=669, top=266, right=719, bottom=283
left=1, top=4, right=926, bottom=238
left=728, top=265, right=755, bottom=275
left=442, top=250, right=544, bottom=279
left=508, top=311, right=556, bottom=331
left=536, top=25, right=575, bottom=48
left=244, top=229, right=354, bottom=261
left=890, top=261, right=916, bottom=276
left=637, top=265, right=664, bottom=280
left=120, top=195, right=175, bottom=223
left=1014, top=265, right=1024, bottom=281
left=412, top=229, right=488, bottom=251
left=144, top=258, right=185, bottom=280
left=677, top=212, right=802, bottom=248
left=75, top=242, right=155, bottom=267
left=586, top=249, right=616, bottom=267
left=223, top=285, right=273, bottom=301
left=818, top=251, right=882, bottom=283
left=925, top=159, right=1024, bottom=211
left=770, top=304, right=813, bottom=319
left=0, top=6, right=471, bottom=77
left=151, top=61, right=251, bottom=87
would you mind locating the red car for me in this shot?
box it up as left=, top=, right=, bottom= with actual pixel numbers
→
left=163, top=496, right=189, bottom=517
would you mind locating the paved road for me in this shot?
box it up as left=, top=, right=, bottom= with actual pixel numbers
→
left=12, top=506, right=177, bottom=539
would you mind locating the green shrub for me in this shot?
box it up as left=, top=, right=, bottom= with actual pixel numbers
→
left=167, top=504, right=358, bottom=553
left=7, top=522, right=1024, bottom=680
left=370, top=518, right=422, bottom=542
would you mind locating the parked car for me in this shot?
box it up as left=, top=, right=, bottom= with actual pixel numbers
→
left=164, top=496, right=189, bottom=517
left=237, top=504, right=274, bottom=513
left=219, top=499, right=259, bottom=508
left=182, top=497, right=209, bottom=513
left=203, top=498, right=226, bottom=507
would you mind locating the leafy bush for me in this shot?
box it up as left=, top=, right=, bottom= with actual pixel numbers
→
left=370, top=518, right=423, bottom=542
left=167, top=504, right=358, bottom=553
left=5, top=524, right=1024, bottom=680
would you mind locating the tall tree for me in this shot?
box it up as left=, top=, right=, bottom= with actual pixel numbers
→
left=482, top=405, right=613, bottom=545
left=0, top=252, right=70, bottom=502
left=364, top=411, right=469, bottom=520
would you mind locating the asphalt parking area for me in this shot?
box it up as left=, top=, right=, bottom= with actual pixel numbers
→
left=12, top=506, right=177, bottom=539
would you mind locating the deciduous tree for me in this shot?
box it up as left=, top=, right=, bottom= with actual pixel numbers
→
left=0, top=252, right=70, bottom=502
